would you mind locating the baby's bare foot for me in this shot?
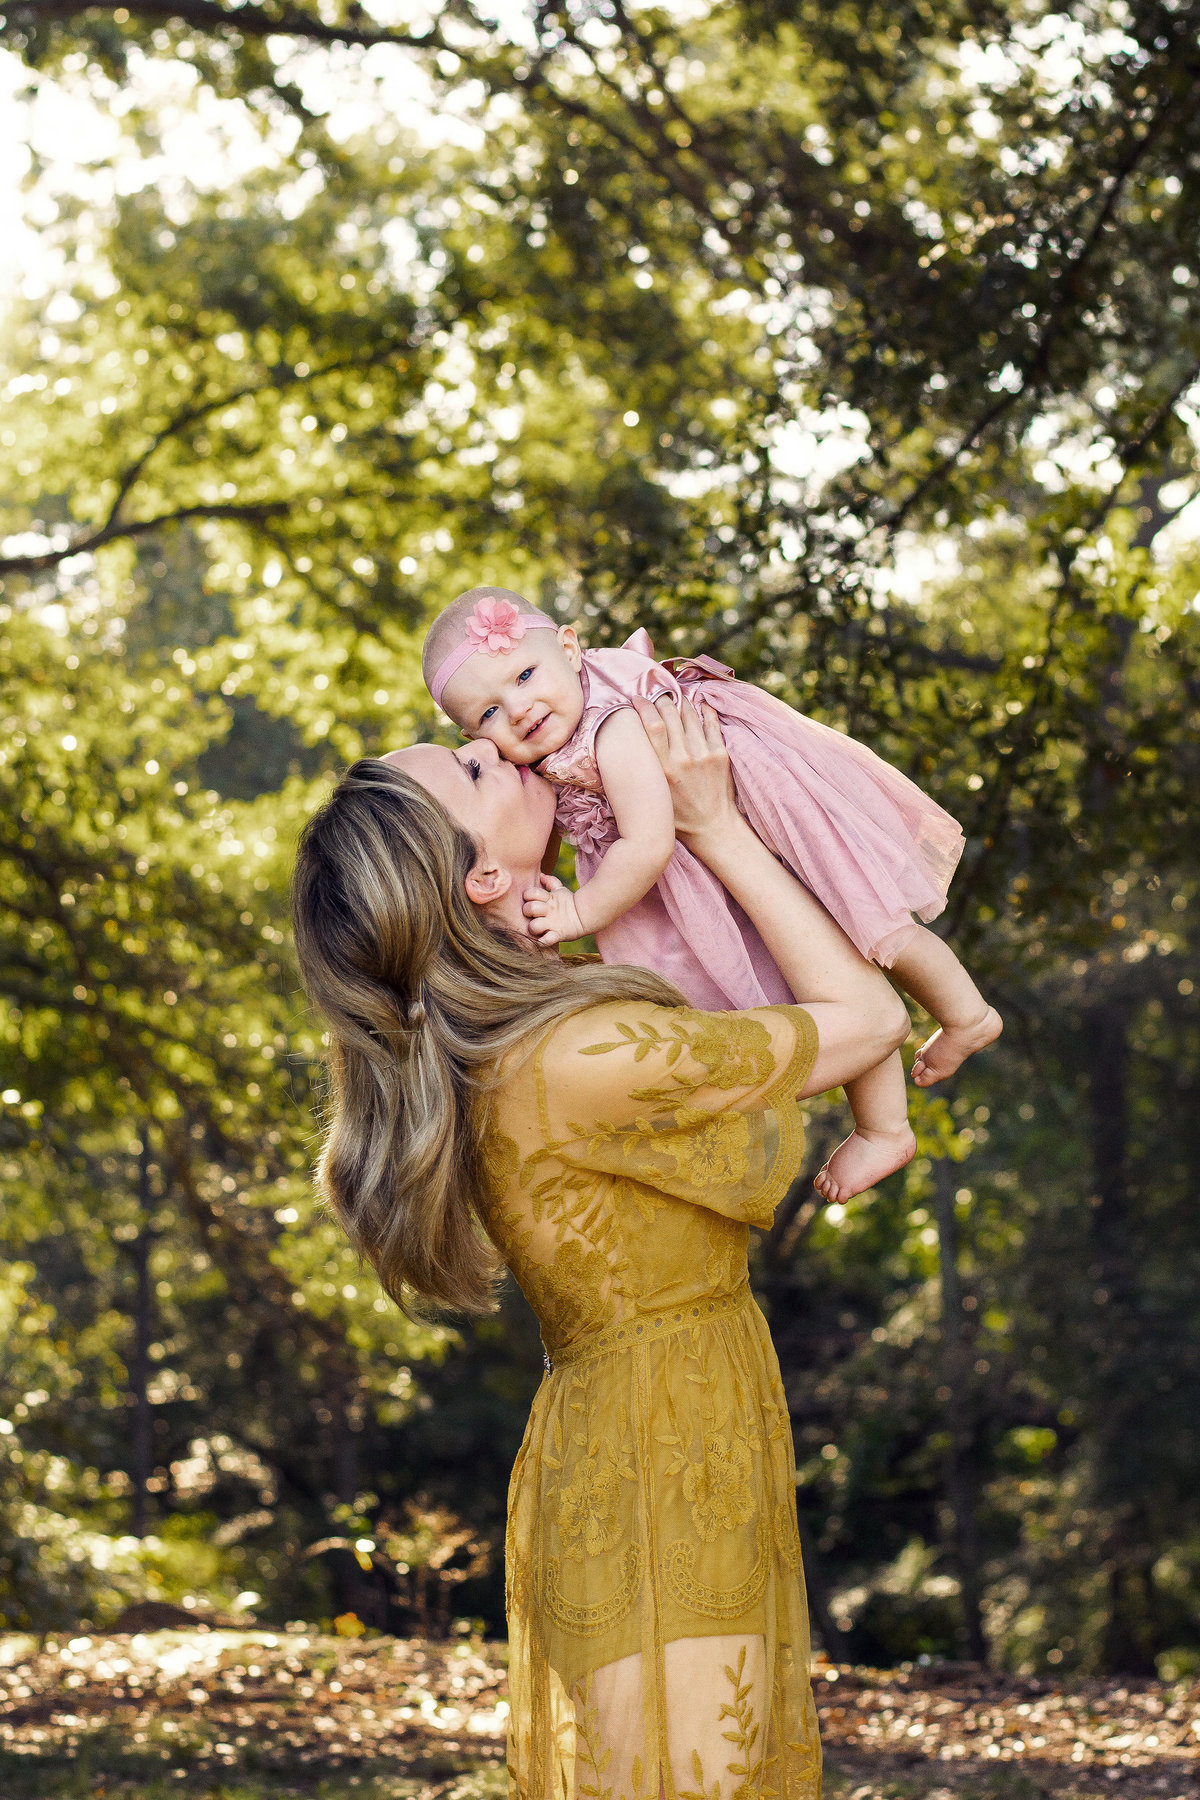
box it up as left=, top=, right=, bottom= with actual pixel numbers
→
left=814, top=1125, right=917, bottom=1205
left=911, top=1005, right=1003, bottom=1087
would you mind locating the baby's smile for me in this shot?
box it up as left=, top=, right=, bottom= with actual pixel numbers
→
left=440, top=627, right=586, bottom=767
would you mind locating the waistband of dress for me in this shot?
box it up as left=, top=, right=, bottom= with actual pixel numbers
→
left=546, top=1282, right=754, bottom=1372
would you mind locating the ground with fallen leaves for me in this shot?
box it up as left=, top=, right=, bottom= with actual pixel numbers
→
left=0, top=1629, right=1197, bottom=1799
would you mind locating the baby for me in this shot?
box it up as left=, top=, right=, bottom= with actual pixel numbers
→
left=423, top=586, right=1001, bottom=1202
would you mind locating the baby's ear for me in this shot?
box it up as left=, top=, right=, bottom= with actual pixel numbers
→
left=558, top=624, right=583, bottom=671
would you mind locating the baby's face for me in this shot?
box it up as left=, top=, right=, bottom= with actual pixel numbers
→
left=441, top=626, right=586, bottom=765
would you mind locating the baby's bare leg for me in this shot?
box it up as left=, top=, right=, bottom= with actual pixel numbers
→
left=891, top=925, right=1002, bottom=1086
left=814, top=1049, right=916, bottom=1204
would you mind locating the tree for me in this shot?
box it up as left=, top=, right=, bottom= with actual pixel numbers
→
left=2, top=0, right=1199, bottom=1666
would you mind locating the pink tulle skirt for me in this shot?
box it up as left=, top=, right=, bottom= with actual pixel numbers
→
left=581, top=663, right=965, bottom=1011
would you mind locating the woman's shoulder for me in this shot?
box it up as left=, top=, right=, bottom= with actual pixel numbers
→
left=488, top=999, right=817, bottom=1180
left=487, top=997, right=673, bottom=1097
left=530, top=998, right=817, bottom=1114
left=485, top=995, right=634, bottom=1088
left=488, top=996, right=660, bottom=1083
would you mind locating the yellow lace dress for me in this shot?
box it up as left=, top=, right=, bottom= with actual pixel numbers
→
left=478, top=1000, right=822, bottom=1800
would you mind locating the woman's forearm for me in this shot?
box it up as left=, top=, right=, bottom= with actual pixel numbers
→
left=689, top=810, right=874, bottom=1005
left=693, top=813, right=910, bottom=1093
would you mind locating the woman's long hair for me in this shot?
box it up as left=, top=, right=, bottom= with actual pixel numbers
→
left=291, top=758, right=683, bottom=1314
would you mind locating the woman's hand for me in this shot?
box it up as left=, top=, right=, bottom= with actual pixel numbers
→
left=631, top=694, right=741, bottom=852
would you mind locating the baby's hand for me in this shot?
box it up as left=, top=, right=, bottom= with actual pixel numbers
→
left=523, top=874, right=585, bottom=947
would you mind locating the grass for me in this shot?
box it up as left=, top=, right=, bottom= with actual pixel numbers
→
left=3, top=1631, right=1192, bottom=1800
left=0, top=1749, right=509, bottom=1800
left=823, top=1753, right=1162, bottom=1800
left=0, top=1751, right=1140, bottom=1800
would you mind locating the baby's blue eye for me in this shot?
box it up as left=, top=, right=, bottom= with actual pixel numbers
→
left=480, top=705, right=497, bottom=724
left=517, top=667, right=534, bottom=684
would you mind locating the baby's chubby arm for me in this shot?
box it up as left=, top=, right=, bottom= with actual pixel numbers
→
left=523, top=706, right=676, bottom=946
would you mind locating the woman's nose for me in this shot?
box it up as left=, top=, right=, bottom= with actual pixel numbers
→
left=473, top=738, right=502, bottom=764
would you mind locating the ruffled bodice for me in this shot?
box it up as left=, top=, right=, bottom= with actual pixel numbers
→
left=538, top=629, right=679, bottom=858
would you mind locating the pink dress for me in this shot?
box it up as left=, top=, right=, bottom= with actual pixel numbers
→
left=538, top=632, right=965, bottom=1010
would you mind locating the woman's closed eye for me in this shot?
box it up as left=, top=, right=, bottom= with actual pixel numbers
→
left=466, top=757, right=482, bottom=781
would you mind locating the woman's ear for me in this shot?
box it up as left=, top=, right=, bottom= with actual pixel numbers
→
left=558, top=625, right=583, bottom=672
left=464, top=858, right=513, bottom=908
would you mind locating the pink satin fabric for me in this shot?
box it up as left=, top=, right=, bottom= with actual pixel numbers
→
left=537, top=631, right=965, bottom=1007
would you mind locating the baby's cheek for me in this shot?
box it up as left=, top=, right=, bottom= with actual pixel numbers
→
left=503, top=739, right=543, bottom=766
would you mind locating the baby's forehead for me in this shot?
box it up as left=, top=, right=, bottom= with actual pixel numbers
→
left=440, top=642, right=531, bottom=711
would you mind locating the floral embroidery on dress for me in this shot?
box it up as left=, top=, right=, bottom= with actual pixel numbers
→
left=773, top=1501, right=803, bottom=1571
left=683, top=1427, right=757, bottom=1541
left=680, top=1646, right=765, bottom=1800
left=682, top=1013, right=777, bottom=1089
left=703, top=1214, right=746, bottom=1298
left=558, top=1450, right=624, bottom=1560
left=538, top=1237, right=612, bottom=1338
left=674, top=1110, right=753, bottom=1188
left=482, top=1126, right=520, bottom=1193
left=545, top=1542, right=646, bottom=1636
left=577, top=1010, right=777, bottom=1116
left=572, top=1671, right=654, bottom=1800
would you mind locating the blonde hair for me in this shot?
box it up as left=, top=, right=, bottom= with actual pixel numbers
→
left=291, top=757, right=683, bottom=1314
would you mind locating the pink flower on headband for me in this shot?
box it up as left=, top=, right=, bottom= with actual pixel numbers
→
left=466, top=596, right=527, bottom=656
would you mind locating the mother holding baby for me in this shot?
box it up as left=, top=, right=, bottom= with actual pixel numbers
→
left=290, top=589, right=990, bottom=1800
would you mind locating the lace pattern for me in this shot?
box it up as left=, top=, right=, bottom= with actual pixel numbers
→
left=482, top=1001, right=822, bottom=1799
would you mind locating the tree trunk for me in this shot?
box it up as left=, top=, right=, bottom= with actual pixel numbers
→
left=794, top=1506, right=854, bottom=1664
left=933, top=1158, right=987, bottom=1664
left=1086, top=1003, right=1158, bottom=1673
left=129, top=1143, right=154, bottom=1538
left=329, top=1392, right=382, bottom=1626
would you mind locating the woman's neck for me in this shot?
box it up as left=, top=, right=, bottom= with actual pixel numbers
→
left=485, top=861, right=550, bottom=942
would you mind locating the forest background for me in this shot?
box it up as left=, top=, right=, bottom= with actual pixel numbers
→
left=1, top=0, right=1198, bottom=1682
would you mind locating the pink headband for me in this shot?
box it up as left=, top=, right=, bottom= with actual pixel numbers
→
left=429, top=595, right=558, bottom=709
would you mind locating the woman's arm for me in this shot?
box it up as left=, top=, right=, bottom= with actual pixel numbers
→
left=632, top=693, right=910, bottom=1097
left=524, top=707, right=675, bottom=945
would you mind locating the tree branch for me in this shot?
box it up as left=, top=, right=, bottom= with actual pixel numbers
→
left=872, top=83, right=1191, bottom=543
left=6, top=0, right=446, bottom=53
left=0, top=499, right=290, bottom=574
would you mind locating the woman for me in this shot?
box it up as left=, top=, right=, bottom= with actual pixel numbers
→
left=292, top=698, right=908, bottom=1800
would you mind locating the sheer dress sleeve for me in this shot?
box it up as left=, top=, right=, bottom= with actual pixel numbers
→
left=534, top=1001, right=818, bottom=1227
